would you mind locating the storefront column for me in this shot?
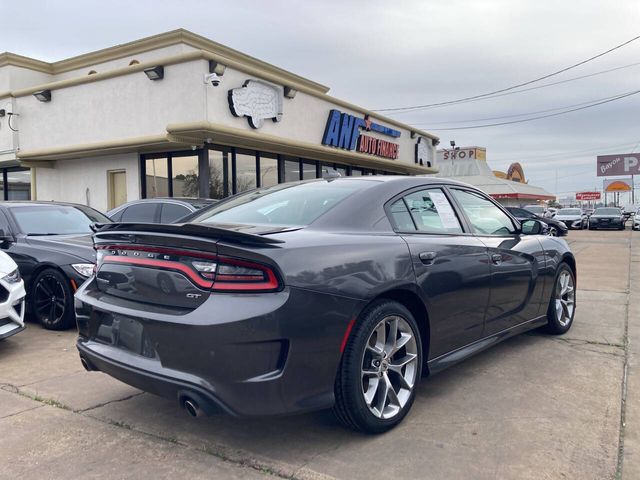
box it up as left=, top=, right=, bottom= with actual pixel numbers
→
left=198, top=148, right=209, bottom=198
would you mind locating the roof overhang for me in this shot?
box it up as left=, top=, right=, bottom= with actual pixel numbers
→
left=16, top=122, right=437, bottom=176
left=166, top=121, right=437, bottom=175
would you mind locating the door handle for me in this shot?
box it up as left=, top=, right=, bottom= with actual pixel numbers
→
left=491, top=253, right=503, bottom=265
left=419, top=251, right=437, bottom=265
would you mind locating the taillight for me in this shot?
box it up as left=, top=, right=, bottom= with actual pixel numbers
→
left=95, top=245, right=280, bottom=292
left=212, top=257, right=279, bottom=292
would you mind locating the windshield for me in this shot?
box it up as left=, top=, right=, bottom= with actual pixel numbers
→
left=524, top=206, right=544, bottom=214
left=594, top=208, right=621, bottom=216
left=191, top=179, right=373, bottom=227
left=12, top=205, right=110, bottom=235
left=560, top=209, right=581, bottom=215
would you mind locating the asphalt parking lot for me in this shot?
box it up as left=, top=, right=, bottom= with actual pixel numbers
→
left=1, top=227, right=638, bottom=480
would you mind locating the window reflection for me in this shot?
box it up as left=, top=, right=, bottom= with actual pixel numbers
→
left=145, top=156, right=168, bottom=198
left=260, top=154, right=278, bottom=188
left=7, top=169, right=30, bottom=200
left=208, top=148, right=231, bottom=199
left=171, top=155, right=198, bottom=197
left=284, top=157, right=300, bottom=182
left=235, top=150, right=257, bottom=193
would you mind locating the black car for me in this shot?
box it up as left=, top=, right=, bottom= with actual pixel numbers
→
left=505, top=207, right=568, bottom=237
left=588, top=207, right=626, bottom=230
left=76, top=177, right=576, bottom=433
left=0, top=202, right=110, bottom=330
left=107, top=198, right=218, bottom=224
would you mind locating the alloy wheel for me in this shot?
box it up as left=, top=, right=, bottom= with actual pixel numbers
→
left=34, top=274, right=67, bottom=326
left=361, top=315, right=418, bottom=419
left=554, top=270, right=575, bottom=327
left=548, top=226, right=558, bottom=236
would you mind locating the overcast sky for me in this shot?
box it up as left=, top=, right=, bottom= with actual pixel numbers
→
left=3, top=0, right=639, bottom=202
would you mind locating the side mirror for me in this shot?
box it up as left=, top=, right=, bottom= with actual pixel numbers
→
left=521, top=219, right=547, bottom=235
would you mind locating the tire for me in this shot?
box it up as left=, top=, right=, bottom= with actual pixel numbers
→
left=31, top=268, right=76, bottom=330
left=541, top=263, right=576, bottom=335
left=334, top=300, right=423, bottom=433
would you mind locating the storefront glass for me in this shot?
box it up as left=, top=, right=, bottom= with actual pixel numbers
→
left=171, top=155, right=199, bottom=197
left=141, top=145, right=404, bottom=200
left=260, top=153, right=278, bottom=188
left=235, top=150, right=257, bottom=193
left=145, top=156, right=169, bottom=198
left=208, top=148, right=231, bottom=199
left=283, top=157, right=300, bottom=182
left=2, top=168, right=31, bottom=200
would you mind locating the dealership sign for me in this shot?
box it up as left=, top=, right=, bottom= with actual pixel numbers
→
left=604, top=178, right=633, bottom=192
left=596, top=153, right=640, bottom=177
left=576, top=191, right=601, bottom=201
left=322, top=110, right=400, bottom=160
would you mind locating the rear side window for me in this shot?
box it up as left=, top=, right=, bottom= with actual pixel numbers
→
left=160, top=203, right=191, bottom=223
left=390, top=188, right=463, bottom=234
left=120, top=203, right=158, bottom=223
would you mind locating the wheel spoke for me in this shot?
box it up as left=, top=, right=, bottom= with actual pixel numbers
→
left=363, top=377, right=379, bottom=406
left=375, top=322, right=386, bottom=350
left=389, top=368, right=414, bottom=390
left=391, top=332, right=412, bottom=355
left=375, top=375, right=389, bottom=414
left=385, top=317, right=398, bottom=355
left=384, top=374, right=400, bottom=407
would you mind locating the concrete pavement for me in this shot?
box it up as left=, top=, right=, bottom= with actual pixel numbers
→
left=0, top=228, right=636, bottom=479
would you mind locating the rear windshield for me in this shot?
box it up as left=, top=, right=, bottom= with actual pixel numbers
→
left=560, top=209, right=581, bottom=215
left=12, top=205, right=110, bottom=235
left=594, top=208, right=621, bottom=215
left=191, top=179, right=373, bottom=227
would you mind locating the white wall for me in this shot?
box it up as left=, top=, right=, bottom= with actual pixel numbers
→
left=17, top=59, right=206, bottom=150
left=35, top=153, right=139, bottom=212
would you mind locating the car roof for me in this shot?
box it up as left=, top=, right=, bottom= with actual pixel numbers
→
left=0, top=201, right=96, bottom=209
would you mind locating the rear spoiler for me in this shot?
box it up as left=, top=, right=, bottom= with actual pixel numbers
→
left=91, top=222, right=285, bottom=245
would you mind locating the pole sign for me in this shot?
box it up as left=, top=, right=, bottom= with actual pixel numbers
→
left=596, top=153, right=640, bottom=176
left=576, top=191, right=601, bottom=201
left=322, top=109, right=401, bottom=160
left=604, top=178, right=633, bottom=192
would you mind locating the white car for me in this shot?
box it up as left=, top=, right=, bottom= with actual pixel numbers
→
left=634, top=208, right=640, bottom=231
left=0, top=252, right=26, bottom=340
left=555, top=208, right=587, bottom=230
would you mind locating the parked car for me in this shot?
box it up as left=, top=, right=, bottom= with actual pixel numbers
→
left=0, top=251, right=26, bottom=340
left=583, top=208, right=595, bottom=217
left=107, top=198, right=218, bottom=224
left=76, top=177, right=576, bottom=433
left=523, top=204, right=546, bottom=217
left=505, top=207, right=568, bottom=236
left=588, top=207, right=626, bottom=230
left=633, top=207, right=640, bottom=231
left=554, top=208, right=588, bottom=230
left=0, top=202, right=110, bottom=330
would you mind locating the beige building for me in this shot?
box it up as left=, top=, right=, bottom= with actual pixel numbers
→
left=0, top=29, right=439, bottom=212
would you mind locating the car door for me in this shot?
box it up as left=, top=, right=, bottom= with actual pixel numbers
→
left=448, top=188, right=546, bottom=335
left=387, top=186, right=492, bottom=359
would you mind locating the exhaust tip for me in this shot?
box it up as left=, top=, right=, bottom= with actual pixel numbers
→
left=80, top=357, right=92, bottom=372
left=183, top=398, right=202, bottom=418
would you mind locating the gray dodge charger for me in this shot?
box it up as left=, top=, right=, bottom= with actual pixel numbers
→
left=75, top=176, right=576, bottom=433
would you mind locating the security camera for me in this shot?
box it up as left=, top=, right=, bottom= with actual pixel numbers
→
left=204, top=72, right=221, bottom=87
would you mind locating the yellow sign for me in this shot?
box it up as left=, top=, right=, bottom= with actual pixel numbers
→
left=604, top=179, right=632, bottom=192
left=475, top=148, right=486, bottom=161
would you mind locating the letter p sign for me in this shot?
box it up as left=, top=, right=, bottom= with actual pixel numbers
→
left=624, top=156, right=639, bottom=173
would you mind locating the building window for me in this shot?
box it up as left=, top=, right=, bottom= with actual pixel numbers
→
left=259, top=153, right=278, bottom=188
left=301, top=160, right=317, bottom=180
left=283, top=156, right=300, bottom=182
left=171, top=154, right=199, bottom=197
left=351, top=168, right=363, bottom=176
left=208, top=147, right=231, bottom=199
left=145, top=155, right=169, bottom=198
left=235, top=149, right=257, bottom=193
left=5, top=168, right=31, bottom=200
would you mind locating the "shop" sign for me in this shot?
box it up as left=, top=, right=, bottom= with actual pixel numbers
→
left=322, top=110, right=401, bottom=160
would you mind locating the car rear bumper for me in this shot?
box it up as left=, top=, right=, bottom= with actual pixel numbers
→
left=75, top=278, right=363, bottom=416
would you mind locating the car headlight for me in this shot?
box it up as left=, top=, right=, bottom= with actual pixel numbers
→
left=2, top=268, right=21, bottom=284
left=71, top=263, right=95, bottom=277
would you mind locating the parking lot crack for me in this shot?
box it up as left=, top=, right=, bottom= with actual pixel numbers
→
left=78, top=392, right=145, bottom=413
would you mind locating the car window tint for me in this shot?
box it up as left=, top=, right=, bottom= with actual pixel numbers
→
left=0, top=211, right=11, bottom=234
left=389, top=200, right=416, bottom=231
left=511, top=208, right=529, bottom=217
left=452, top=189, right=516, bottom=235
left=160, top=203, right=191, bottom=223
left=121, top=203, right=158, bottom=222
left=403, top=189, right=463, bottom=234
